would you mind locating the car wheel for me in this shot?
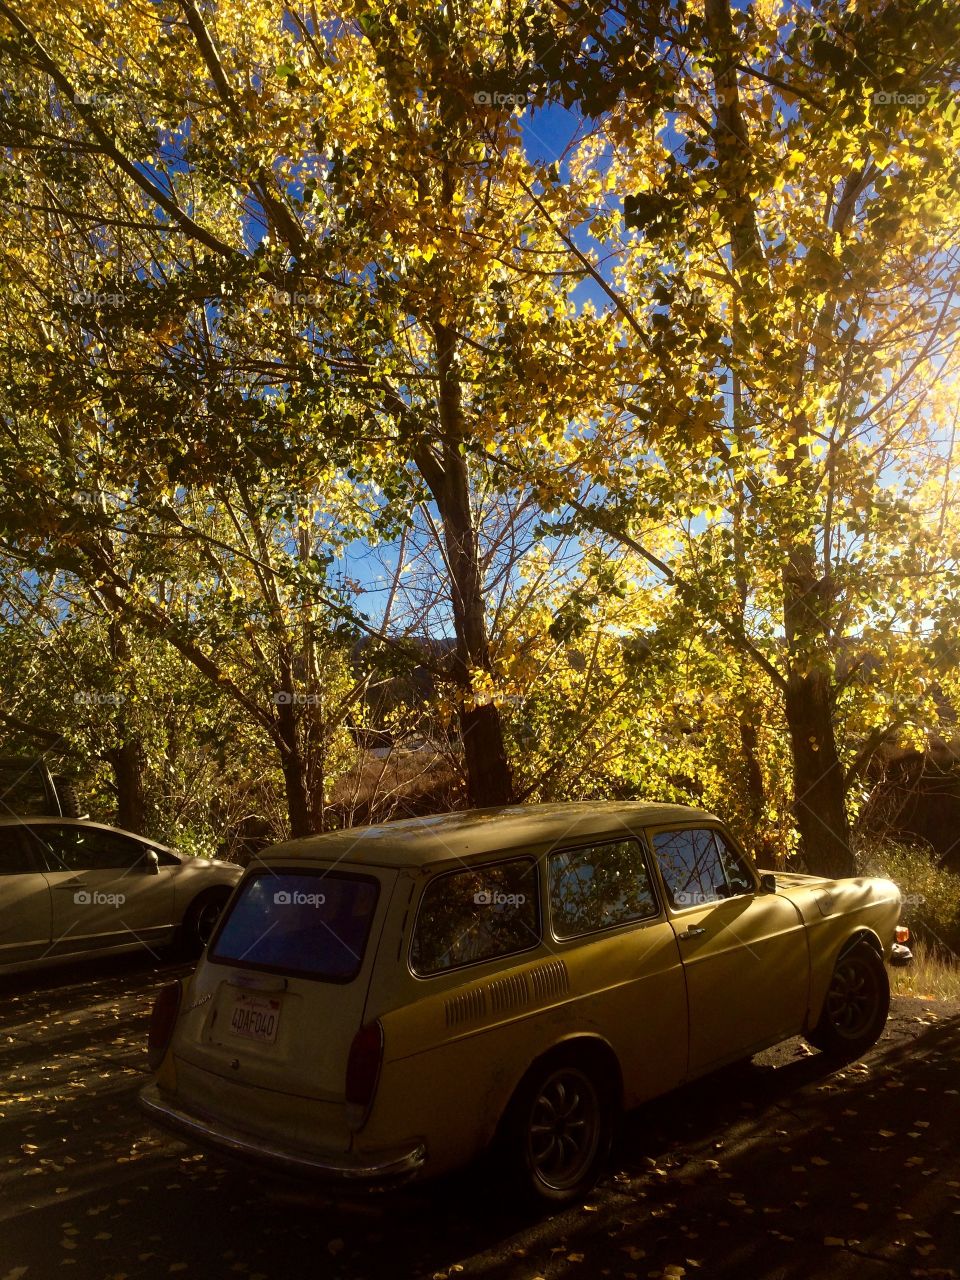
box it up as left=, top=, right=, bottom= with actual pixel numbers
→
left=806, top=941, right=890, bottom=1060
left=175, top=889, right=230, bottom=959
left=499, top=1051, right=614, bottom=1205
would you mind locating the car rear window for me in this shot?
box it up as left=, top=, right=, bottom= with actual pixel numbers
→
left=410, top=858, right=540, bottom=976
left=209, top=869, right=380, bottom=982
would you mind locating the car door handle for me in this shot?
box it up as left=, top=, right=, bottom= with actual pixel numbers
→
left=678, top=926, right=706, bottom=940
left=52, top=880, right=85, bottom=890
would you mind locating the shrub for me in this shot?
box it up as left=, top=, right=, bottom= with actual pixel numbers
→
left=328, top=747, right=465, bottom=826
left=858, top=838, right=960, bottom=957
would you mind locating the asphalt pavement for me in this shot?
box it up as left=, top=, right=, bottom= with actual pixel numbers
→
left=1, top=954, right=957, bottom=1280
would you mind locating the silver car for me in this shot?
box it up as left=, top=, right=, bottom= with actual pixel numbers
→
left=0, top=817, right=242, bottom=974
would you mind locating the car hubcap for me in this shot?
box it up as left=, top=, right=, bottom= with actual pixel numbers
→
left=527, top=1067, right=601, bottom=1190
left=826, top=957, right=876, bottom=1038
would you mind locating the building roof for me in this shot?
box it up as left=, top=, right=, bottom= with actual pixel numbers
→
left=260, top=801, right=718, bottom=871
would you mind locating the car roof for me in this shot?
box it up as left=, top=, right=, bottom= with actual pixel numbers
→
left=259, top=801, right=721, bottom=871
left=0, top=815, right=179, bottom=856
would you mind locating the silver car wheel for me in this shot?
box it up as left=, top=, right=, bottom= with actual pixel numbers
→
left=525, top=1066, right=602, bottom=1192
left=195, top=899, right=223, bottom=945
left=825, top=954, right=880, bottom=1039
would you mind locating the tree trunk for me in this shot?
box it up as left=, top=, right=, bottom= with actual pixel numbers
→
left=781, top=543, right=852, bottom=876
left=274, top=696, right=313, bottom=837
left=737, top=710, right=770, bottom=839
left=731, top=425, right=770, bottom=862
left=107, top=619, right=146, bottom=832
left=702, top=0, right=854, bottom=878
left=279, top=747, right=312, bottom=837
left=783, top=666, right=853, bottom=878
left=419, top=316, right=514, bottom=809
left=437, top=442, right=514, bottom=807
left=109, top=739, right=146, bottom=833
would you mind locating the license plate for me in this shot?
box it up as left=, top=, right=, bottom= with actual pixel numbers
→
left=228, top=991, right=281, bottom=1044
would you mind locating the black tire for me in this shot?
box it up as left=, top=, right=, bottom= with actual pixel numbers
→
left=175, top=889, right=230, bottom=959
left=806, top=941, right=890, bottom=1061
left=496, top=1049, right=615, bottom=1206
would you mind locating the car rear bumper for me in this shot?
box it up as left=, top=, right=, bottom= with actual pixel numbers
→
left=138, top=1083, right=427, bottom=1187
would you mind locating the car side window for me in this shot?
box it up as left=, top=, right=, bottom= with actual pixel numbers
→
left=31, top=826, right=147, bottom=873
left=0, top=826, right=37, bottom=874
left=548, top=839, right=658, bottom=940
left=714, top=830, right=755, bottom=896
left=652, top=828, right=755, bottom=908
left=410, top=859, right=540, bottom=976
left=148, top=845, right=180, bottom=867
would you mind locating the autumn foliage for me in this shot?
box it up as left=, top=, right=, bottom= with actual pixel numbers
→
left=1, top=0, right=960, bottom=876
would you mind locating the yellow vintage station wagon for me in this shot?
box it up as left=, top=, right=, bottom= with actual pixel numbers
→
left=140, top=802, right=903, bottom=1203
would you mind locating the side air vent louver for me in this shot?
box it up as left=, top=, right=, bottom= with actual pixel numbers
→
left=443, top=958, right=570, bottom=1029
left=488, top=971, right=531, bottom=1015
left=529, top=958, right=570, bottom=1002
left=444, top=986, right=488, bottom=1027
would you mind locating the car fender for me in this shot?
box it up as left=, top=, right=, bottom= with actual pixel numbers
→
left=171, top=859, right=241, bottom=920
left=366, top=1001, right=620, bottom=1179
left=805, top=923, right=887, bottom=1029
left=768, top=875, right=898, bottom=1030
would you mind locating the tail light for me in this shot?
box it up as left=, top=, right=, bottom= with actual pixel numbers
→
left=896, top=925, right=911, bottom=944
left=147, top=981, right=182, bottom=1070
left=345, top=1020, right=383, bottom=1107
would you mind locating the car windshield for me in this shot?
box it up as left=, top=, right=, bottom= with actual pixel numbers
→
left=209, top=869, right=379, bottom=982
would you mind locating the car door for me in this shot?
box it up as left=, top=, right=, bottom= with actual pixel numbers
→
left=0, top=824, right=52, bottom=966
left=544, top=836, right=688, bottom=1108
left=649, top=825, right=809, bottom=1076
left=30, top=823, right=177, bottom=955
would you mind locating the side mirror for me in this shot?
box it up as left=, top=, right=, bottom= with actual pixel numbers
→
left=143, top=849, right=160, bottom=875
left=759, top=872, right=777, bottom=894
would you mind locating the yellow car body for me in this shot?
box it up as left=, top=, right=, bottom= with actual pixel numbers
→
left=140, top=802, right=901, bottom=1193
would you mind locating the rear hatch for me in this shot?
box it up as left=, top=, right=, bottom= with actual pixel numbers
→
left=169, top=862, right=397, bottom=1151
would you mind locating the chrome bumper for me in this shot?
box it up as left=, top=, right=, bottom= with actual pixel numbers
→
left=139, top=1083, right=427, bottom=1186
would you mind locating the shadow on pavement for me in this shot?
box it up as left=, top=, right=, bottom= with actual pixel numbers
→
left=1, top=979, right=956, bottom=1280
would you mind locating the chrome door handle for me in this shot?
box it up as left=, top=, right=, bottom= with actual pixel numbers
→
left=678, top=926, right=706, bottom=940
